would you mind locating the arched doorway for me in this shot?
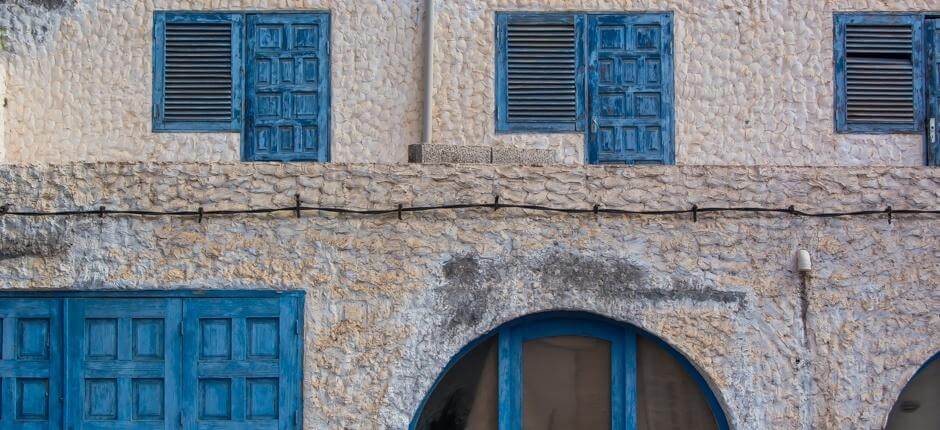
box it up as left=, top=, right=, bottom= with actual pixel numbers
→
left=885, top=352, right=940, bottom=429
left=411, top=312, right=729, bottom=430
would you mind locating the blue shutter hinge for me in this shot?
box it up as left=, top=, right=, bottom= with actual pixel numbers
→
left=179, top=412, right=183, bottom=426
left=179, top=321, right=183, bottom=337
left=294, top=318, right=301, bottom=335
left=295, top=410, right=301, bottom=428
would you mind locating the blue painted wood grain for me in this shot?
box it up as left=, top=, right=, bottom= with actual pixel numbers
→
left=833, top=13, right=926, bottom=134
left=64, top=298, right=182, bottom=429
left=243, top=13, right=331, bottom=162
left=0, top=291, right=304, bottom=430
left=587, top=12, right=675, bottom=165
left=927, top=19, right=940, bottom=165
left=495, top=12, right=586, bottom=133
left=152, top=12, right=244, bottom=133
left=0, top=299, right=62, bottom=430
left=181, top=297, right=302, bottom=429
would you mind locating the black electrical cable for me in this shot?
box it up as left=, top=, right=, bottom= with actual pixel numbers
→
left=0, top=200, right=938, bottom=222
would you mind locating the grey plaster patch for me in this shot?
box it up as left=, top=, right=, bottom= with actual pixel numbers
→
left=24, top=0, right=75, bottom=10
left=437, top=250, right=746, bottom=331
left=491, top=147, right=556, bottom=164
left=0, top=217, right=71, bottom=260
left=0, top=0, right=77, bottom=53
left=408, top=144, right=491, bottom=164
left=440, top=253, right=498, bottom=329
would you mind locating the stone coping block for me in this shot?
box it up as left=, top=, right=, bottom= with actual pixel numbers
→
left=408, top=144, right=557, bottom=164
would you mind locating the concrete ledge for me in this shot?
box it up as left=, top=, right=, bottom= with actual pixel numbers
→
left=408, top=144, right=556, bottom=164
left=491, top=147, right=555, bottom=164
left=408, top=144, right=490, bottom=164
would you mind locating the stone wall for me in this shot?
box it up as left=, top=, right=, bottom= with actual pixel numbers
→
left=0, top=162, right=937, bottom=428
left=1, top=0, right=937, bottom=165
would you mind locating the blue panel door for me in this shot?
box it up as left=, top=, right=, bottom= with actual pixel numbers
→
left=182, top=297, right=302, bottom=430
left=0, top=299, right=62, bottom=430
left=244, top=13, right=331, bottom=161
left=497, top=317, right=635, bottom=430
left=587, top=13, right=674, bottom=164
left=65, top=299, right=182, bottom=430
left=928, top=19, right=940, bottom=166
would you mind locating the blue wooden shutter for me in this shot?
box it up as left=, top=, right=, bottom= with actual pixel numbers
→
left=153, top=12, right=244, bottom=132
left=244, top=13, right=331, bottom=161
left=834, top=14, right=925, bottom=133
left=181, top=295, right=303, bottom=429
left=926, top=19, right=940, bottom=165
left=0, top=299, right=62, bottom=430
left=496, top=13, right=585, bottom=132
left=64, top=299, right=182, bottom=429
left=587, top=13, right=675, bottom=164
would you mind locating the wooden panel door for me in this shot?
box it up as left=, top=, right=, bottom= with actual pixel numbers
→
left=181, top=297, right=302, bottom=430
left=65, top=299, right=182, bottom=430
left=0, top=299, right=62, bottom=430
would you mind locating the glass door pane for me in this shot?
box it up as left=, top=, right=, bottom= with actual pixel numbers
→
left=636, top=336, right=717, bottom=430
left=522, top=336, right=611, bottom=430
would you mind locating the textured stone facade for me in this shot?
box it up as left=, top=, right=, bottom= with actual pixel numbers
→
left=1, top=0, right=937, bottom=164
left=0, top=163, right=937, bottom=428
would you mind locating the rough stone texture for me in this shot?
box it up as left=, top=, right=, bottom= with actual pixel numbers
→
left=1, top=0, right=936, bottom=165
left=1, top=0, right=423, bottom=163
left=0, top=162, right=936, bottom=429
left=408, top=143, right=491, bottom=164
left=409, top=143, right=556, bottom=164
left=491, top=146, right=554, bottom=164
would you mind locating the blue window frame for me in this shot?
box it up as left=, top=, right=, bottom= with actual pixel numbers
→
left=153, top=12, right=245, bottom=132
left=411, top=312, right=730, bottom=430
left=243, top=13, right=331, bottom=162
left=0, top=291, right=304, bottom=430
left=927, top=18, right=940, bottom=165
left=153, top=11, right=331, bottom=162
left=586, top=12, right=675, bottom=165
left=495, top=13, right=586, bottom=133
left=834, top=13, right=926, bottom=134
left=495, top=12, right=675, bottom=165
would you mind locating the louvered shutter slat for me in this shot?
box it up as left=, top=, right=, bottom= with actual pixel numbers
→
left=503, top=18, right=578, bottom=126
left=162, top=22, right=234, bottom=124
left=842, top=23, right=916, bottom=126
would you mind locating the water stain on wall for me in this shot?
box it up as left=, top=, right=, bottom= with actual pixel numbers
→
left=440, top=251, right=746, bottom=330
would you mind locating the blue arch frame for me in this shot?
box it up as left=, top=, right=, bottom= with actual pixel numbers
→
left=410, top=311, right=730, bottom=430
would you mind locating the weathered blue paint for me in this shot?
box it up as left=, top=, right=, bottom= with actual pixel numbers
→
left=0, top=299, right=62, bottom=430
left=0, top=290, right=300, bottom=299
left=152, top=12, right=244, bottom=133
left=927, top=19, right=940, bottom=165
left=410, top=311, right=730, bottom=430
left=833, top=13, right=926, bottom=134
left=243, top=13, right=331, bottom=162
left=495, top=12, right=586, bottom=133
left=64, top=298, right=182, bottom=429
left=0, top=292, right=304, bottom=430
left=182, top=297, right=302, bottom=429
left=587, top=13, right=675, bottom=165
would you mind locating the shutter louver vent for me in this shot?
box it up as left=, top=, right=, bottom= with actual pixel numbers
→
left=844, top=24, right=914, bottom=124
left=163, top=22, right=233, bottom=123
left=506, top=21, right=577, bottom=124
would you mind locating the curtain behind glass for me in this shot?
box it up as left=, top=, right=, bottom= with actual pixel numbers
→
left=522, top=336, right=612, bottom=430
left=636, top=336, right=718, bottom=430
left=415, top=337, right=498, bottom=430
